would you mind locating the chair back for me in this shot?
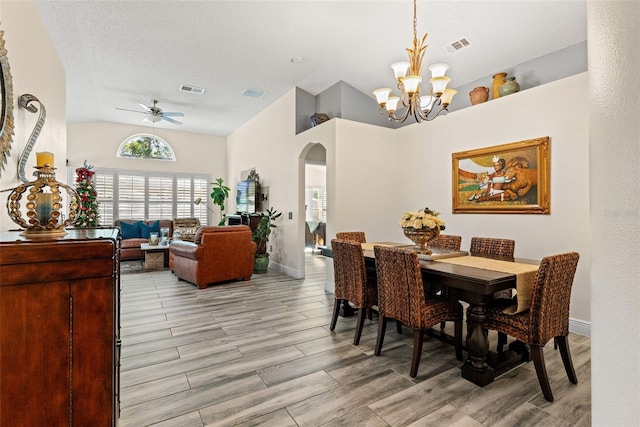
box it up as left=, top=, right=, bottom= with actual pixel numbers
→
left=528, top=252, right=580, bottom=345
left=374, top=245, right=426, bottom=328
left=331, top=239, right=368, bottom=306
left=470, top=237, right=515, bottom=258
left=335, top=231, right=366, bottom=243
left=427, top=234, right=462, bottom=251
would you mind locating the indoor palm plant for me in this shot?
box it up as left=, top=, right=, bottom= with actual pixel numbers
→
left=252, top=207, right=282, bottom=273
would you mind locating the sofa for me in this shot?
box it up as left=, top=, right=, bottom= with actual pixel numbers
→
left=114, top=219, right=173, bottom=261
left=169, top=225, right=256, bottom=289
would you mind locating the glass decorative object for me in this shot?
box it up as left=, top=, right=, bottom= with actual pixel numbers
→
left=6, top=154, right=81, bottom=237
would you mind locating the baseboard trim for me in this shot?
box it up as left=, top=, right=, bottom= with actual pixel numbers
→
left=569, top=317, right=591, bottom=337
left=269, top=261, right=304, bottom=279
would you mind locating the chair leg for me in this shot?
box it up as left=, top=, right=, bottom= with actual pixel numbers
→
left=497, top=332, right=508, bottom=353
left=367, top=307, right=373, bottom=320
left=440, top=321, right=446, bottom=330
left=531, top=345, right=554, bottom=402
left=354, top=306, right=366, bottom=346
left=374, top=316, right=388, bottom=356
left=556, top=335, right=578, bottom=384
left=330, top=299, right=341, bottom=331
left=454, top=318, right=463, bottom=361
left=396, top=320, right=403, bottom=334
left=410, top=329, right=425, bottom=378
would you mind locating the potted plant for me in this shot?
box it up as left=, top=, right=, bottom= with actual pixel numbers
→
left=252, top=207, right=282, bottom=273
left=210, top=178, right=230, bottom=226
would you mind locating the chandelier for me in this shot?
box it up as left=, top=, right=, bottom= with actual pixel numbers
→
left=373, top=0, right=456, bottom=123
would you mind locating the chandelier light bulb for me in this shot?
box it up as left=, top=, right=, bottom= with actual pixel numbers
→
left=429, top=76, right=451, bottom=97
left=440, top=88, right=457, bottom=107
left=386, top=96, right=400, bottom=113
left=373, top=88, right=392, bottom=106
left=391, top=62, right=410, bottom=80
left=428, top=63, right=449, bottom=78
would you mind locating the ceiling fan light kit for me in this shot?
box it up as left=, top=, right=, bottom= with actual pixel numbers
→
left=373, top=0, right=456, bottom=123
left=116, top=99, right=184, bottom=125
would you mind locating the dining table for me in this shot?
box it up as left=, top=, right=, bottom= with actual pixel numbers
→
left=327, top=241, right=540, bottom=387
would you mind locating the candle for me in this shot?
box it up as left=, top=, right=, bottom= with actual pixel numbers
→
left=36, top=152, right=54, bottom=167
left=35, top=193, right=53, bottom=224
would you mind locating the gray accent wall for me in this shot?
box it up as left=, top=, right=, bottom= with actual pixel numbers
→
left=295, top=41, right=587, bottom=132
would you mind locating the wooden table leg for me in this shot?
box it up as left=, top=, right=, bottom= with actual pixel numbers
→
left=461, top=303, right=495, bottom=386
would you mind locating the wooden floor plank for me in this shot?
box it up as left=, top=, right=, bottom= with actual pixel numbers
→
left=116, top=252, right=591, bottom=427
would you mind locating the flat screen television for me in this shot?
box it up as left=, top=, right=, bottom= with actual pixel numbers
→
left=236, top=180, right=257, bottom=213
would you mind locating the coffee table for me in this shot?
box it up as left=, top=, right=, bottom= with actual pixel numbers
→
left=140, top=243, right=170, bottom=270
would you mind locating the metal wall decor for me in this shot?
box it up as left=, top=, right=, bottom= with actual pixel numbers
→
left=0, top=28, right=15, bottom=176
left=18, top=94, right=47, bottom=182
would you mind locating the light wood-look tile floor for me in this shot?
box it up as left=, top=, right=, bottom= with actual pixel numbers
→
left=118, top=253, right=591, bottom=427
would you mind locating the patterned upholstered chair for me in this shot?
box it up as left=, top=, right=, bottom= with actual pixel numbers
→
left=330, top=239, right=378, bottom=345
left=373, top=245, right=463, bottom=378
left=427, top=234, right=462, bottom=251
left=335, top=231, right=366, bottom=243
left=485, top=252, right=580, bottom=402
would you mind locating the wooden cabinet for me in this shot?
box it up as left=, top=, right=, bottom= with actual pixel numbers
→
left=0, top=228, right=120, bottom=426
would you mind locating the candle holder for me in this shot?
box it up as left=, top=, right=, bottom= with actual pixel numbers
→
left=6, top=163, right=81, bottom=237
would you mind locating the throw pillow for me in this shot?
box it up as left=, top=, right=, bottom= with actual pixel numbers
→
left=120, top=221, right=141, bottom=240
left=139, top=220, right=160, bottom=239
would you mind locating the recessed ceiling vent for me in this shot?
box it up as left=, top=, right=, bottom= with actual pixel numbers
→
left=444, top=37, right=472, bottom=54
left=241, top=88, right=266, bottom=99
left=180, top=84, right=206, bottom=94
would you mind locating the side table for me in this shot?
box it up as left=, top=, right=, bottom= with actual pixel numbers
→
left=140, top=243, right=170, bottom=270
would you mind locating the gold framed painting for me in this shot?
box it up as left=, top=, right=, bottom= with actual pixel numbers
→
left=452, top=136, right=550, bottom=214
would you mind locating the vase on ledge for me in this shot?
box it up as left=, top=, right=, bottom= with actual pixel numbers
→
left=492, top=72, right=508, bottom=99
left=403, top=226, right=441, bottom=254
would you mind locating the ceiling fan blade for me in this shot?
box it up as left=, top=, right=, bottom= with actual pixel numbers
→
left=138, top=103, right=152, bottom=113
left=162, top=116, right=182, bottom=125
left=116, top=107, right=147, bottom=114
left=162, top=112, right=184, bottom=117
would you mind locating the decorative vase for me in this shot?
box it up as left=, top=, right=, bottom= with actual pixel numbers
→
left=499, top=76, right=520, bottom=97
left=310, top=113, right=330, bottom=127
left=254, top=253, right=270, bottom=273
left=492, top=72, right=507, bottom=99
left=469, top=86, right=489, bottom=105
left=403, top=226, right=441, bottom=254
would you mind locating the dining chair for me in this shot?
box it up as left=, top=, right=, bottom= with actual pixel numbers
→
left=330, top=239, right=378, bottom=345
left=335, top=231, right=366, bottom=243
left=485, top=252, right=580, bottom=402
left=427, top=233, right=462, bottom=251
left=467, top=236, right=516, bottom=341
left=469, top=236, right=515, bottom=259
left=373, top=245, right=463, bottom=377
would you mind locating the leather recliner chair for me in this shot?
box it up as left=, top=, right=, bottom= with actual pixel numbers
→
left=169, top=225, right=256, bottom=289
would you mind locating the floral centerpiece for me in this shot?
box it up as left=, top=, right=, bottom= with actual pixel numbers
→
left=400, top=207, right=445, bottom=254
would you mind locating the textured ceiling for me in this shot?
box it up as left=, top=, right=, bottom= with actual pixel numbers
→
left=34, top=1, right=587, bottom=136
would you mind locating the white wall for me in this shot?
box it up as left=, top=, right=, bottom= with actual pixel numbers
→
left=0, top=1, right=66, bottom=232
left=67, top=122, right=228, bottom=224
left=228, top=89, right=304, bottom=277
left=400, top=73, right=591, bottom=325
left=588, top=2, right=640, bottom=425
left=228, top=74, right=591, bottom=329
left=67, top=121, right=226, bottom=175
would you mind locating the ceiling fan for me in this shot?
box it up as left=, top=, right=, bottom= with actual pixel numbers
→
left=116, top=99, right=184, bottom=125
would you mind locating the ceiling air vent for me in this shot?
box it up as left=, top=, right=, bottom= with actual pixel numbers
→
left=180, top=84, right=206, bottom=95
left=444, top=37, right=472, bottom=54
left=241, top=88, right=266, bottom=99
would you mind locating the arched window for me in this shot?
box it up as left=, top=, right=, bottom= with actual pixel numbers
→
left=116, top=134, right=176, bottom=161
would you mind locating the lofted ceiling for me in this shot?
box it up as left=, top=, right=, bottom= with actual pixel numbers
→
left=34, top=1, right=587, bottom=137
